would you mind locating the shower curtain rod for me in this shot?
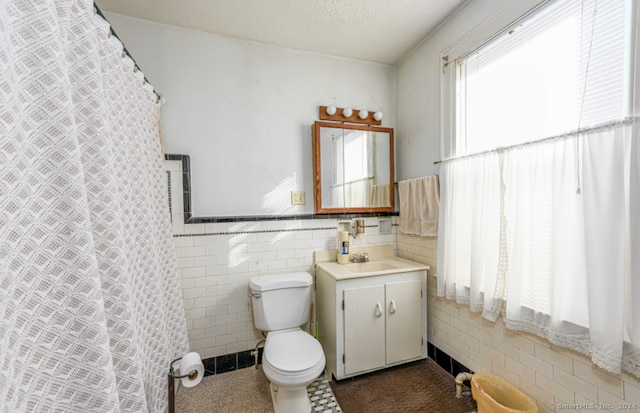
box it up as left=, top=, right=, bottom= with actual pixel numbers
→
left=93, top=3, right=163, bottom=104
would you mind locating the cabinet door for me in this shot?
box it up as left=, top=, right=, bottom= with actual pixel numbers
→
left=386, top=280, right=422, bottom=365
left=343, top=285, right=385, bottom=375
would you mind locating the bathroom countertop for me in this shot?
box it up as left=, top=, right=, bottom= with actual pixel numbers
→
left=316, top=255, right=429, bottom=280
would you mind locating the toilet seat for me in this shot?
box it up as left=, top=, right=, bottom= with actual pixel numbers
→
left=263, top=329, right=325, bottom=386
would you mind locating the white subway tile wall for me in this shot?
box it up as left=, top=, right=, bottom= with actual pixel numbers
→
left=396, top=232, right=640, bottom=413
left=165, top=163, right=398, bottom=358
left=174, top=218, right=396, bottom=359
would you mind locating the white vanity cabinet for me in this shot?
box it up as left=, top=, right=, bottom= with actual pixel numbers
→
left=315, top=259, right=428, bottom=381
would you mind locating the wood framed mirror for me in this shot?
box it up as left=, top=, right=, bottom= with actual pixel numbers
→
left=312, top=121, right=394, bottom=214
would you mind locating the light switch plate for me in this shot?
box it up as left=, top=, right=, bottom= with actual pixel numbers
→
left=291, top=191, right=305, bottom=205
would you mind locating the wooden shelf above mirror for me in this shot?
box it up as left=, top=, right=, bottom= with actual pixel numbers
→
left=319, top=106, right=382, bottom=126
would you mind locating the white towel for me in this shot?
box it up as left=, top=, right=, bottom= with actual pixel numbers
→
left=398, top=176, right=440, bottom=236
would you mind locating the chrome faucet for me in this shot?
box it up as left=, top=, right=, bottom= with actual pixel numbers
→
left=350, top=253, right=369, bottom=263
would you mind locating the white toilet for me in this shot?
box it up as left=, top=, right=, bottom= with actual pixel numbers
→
left=249, top=272, right=325, bottom=413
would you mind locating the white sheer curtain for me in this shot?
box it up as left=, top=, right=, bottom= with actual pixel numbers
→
left=436, top=152, right=503, bottom=320
left=0, top=1, right=189, bottom=411
left=437, top=118, right=640, bottom=376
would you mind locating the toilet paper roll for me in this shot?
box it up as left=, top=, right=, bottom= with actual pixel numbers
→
left=179, top=352, right=204, bottom=388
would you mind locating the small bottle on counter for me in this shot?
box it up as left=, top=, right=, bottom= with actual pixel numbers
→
left=337, top=231, right=350, bottom=264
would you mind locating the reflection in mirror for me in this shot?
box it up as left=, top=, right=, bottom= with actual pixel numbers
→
left=313, top=121, right=394, bottom=214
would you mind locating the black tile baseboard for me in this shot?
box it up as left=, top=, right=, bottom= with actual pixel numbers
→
left=202, top=348, right=263, bottom=377
left=203, top=344, right=470, bottom=381
left=428, top=342, right=473, bottom=378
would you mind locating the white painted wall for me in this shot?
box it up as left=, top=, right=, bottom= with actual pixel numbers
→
left=105, top=13, right=396, bottom=217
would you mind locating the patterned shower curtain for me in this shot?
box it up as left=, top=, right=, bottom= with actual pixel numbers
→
left=0, top=1, right=190, bottom=411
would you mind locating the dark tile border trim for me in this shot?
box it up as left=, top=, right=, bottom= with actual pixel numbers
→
left=165, top=153, right=399, bottom=224
left=173, top=226, right=337, bottom=238
left=427, top=342, right=474, bottom=378
left=165, top=154, right=192, bottom=224
left=202, top=349, right=263, bottom=377
left=203, top=343, right=471, bottom=380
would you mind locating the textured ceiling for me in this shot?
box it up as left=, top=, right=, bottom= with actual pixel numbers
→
left=95, top=0, right=467, bottom=65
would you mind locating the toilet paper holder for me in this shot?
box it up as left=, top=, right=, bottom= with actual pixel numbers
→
left=168, top=354, right=204, bottom=413
left=169, top=357, right=200, bottom=381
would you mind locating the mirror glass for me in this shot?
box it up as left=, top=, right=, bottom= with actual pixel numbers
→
left=313, top=121, right=394, bottom=213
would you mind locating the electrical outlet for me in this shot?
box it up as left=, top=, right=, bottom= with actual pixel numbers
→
left=291, top=191, right=305, bottom=205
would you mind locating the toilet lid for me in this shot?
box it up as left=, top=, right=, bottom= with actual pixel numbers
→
left=264, top=330, right=324, bottom=373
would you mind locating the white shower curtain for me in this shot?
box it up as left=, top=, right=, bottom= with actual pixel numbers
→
left=437, top=117, right=640, bottom=377
left=0, top=1, right=190, bottom=411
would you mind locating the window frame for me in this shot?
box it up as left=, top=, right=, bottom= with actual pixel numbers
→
left=440, top=0, right=640, bottom=160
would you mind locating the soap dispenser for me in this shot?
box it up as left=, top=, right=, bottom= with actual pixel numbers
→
left=337, top=231, right=350, bottom=264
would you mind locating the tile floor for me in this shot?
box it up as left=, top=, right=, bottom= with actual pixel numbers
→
left=174, top=368, right=341, bottom=412
left=175, top=359, right=476, bottom=413
left=307, top=374, right=342, bottom=412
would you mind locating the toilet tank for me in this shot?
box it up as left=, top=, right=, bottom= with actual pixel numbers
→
left=249, top=272, right=312, bottom=331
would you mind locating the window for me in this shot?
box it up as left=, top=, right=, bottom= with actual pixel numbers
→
left=441, top=0, right=633, bottom=159
left=438, top=0, right=640, bottom=377
left=457, top=0, right=629, bottom=156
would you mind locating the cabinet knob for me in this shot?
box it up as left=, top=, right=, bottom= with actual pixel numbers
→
left=375, top=302, right=383, bottom=318
left=389, top=300, right=397, bottom=315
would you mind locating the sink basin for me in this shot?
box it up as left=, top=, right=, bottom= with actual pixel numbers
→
left=346, top=262, right=398, bottom=273
left=315, top=246, right=430, bottom=280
